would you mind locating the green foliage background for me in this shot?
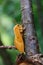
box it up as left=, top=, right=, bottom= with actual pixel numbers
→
left=0, top=0, right=43, bottom=65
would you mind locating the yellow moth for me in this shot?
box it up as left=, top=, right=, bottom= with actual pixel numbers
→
left=13, top=24, right=24, bottom=53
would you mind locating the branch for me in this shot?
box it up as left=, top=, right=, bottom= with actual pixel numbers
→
left=0, top=40, right=12, bottom=65
left=0, top=46, right=17, bottom=49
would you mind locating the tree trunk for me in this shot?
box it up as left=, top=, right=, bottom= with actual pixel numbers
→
left=21, top=0, right=39, bottom=59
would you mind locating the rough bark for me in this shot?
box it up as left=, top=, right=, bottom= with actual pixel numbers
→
left=21, top=0, right=39, bottom=59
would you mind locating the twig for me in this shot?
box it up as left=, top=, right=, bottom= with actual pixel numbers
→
left=0, top=46, right=17, bottom=49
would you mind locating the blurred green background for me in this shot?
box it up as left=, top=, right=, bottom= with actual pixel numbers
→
left=0, top=0, right=43, bottom=65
